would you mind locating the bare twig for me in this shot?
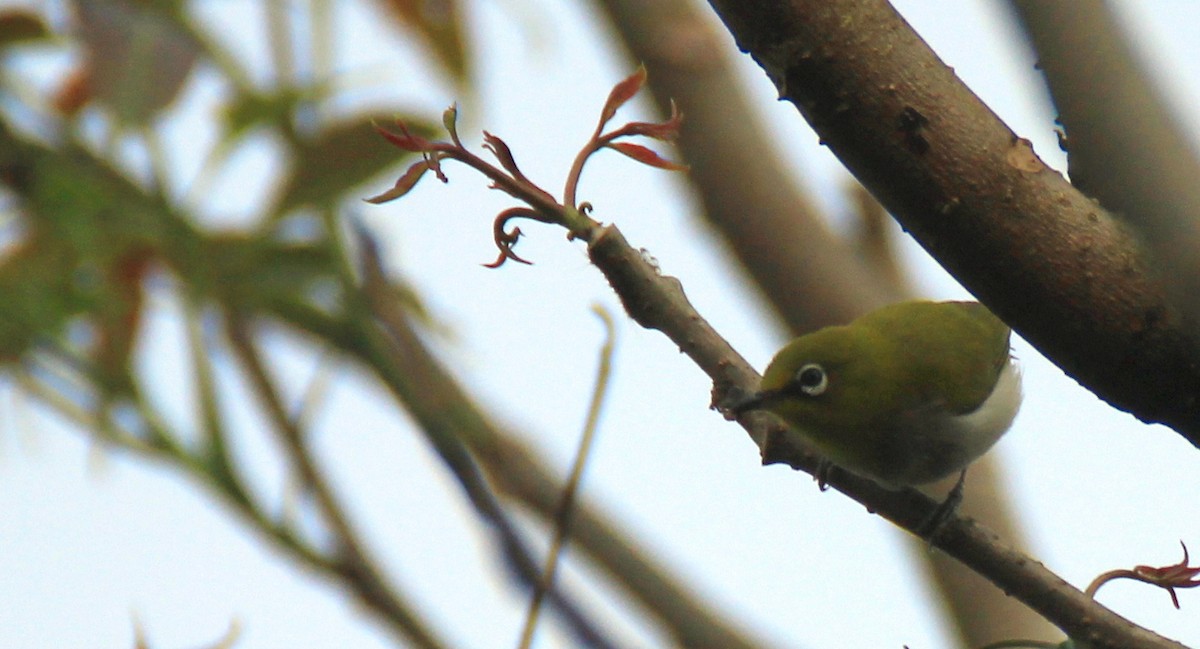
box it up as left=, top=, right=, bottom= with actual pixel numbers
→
left=223, top=317, right=451, bottom=649
left=356, top=229, right=621, bottom=649
left=517, top=306, right=617, bottom=649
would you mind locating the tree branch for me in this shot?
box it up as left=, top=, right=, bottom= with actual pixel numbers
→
left=363, top=48, right=1186, bottom=644
left=1010, top=0, right=1200, bottom=332
left=223, top=316, right=453, bottom=649
left=703, top=0, right=1200, bottom=444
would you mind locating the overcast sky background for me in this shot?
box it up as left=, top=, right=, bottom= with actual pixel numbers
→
left=2, top=1, right=1200, bottom=648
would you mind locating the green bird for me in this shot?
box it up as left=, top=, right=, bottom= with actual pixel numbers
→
left=734, top=300, right=1021, bottom=491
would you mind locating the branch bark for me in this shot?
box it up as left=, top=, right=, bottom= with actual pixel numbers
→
left=703, top=0, right=1200, bottom=444
left=1011, top=0, right=1200, bottom=331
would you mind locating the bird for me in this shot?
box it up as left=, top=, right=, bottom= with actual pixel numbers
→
left=732, top=300, right=1021, bottom=529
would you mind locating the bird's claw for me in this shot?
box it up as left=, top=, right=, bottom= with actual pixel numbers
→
left=814, top=459, right=835, bottom=491
left=917, top=469, right=967, bottom=542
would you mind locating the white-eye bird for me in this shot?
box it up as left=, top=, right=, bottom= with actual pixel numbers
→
left=735, top=300, right=1021, bottom=490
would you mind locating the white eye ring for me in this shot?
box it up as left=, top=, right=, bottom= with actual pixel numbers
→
left=795, top=363, right=828, bottom=396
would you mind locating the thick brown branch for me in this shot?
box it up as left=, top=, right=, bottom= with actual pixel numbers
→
left=704, top=0, right=1200, bottom=444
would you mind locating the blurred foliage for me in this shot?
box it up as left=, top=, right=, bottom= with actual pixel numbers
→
left=0, top=0, right=459, bottom=382
left=72, top=0, right=202, bottom=124
left=274, top=113, right=440, bottom=216
left=377, top=0, right=469, bottom=83
left=0, top=1, right=473, bottom=646
left=0, top=2, right=763, bottom=648
left=0, top=9, right=51, bottom=48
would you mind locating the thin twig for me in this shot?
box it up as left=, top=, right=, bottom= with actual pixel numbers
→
left=355, top=228, right=621, bottom=649
left=223, top=316, right=451, bottom=649
left=265, top=0, right=294, bottom=87
left=268, top=294, right=769, bottom=648
left=517, top=305, right=617, bottom=649
left=18, top=361, right=336, bottom=577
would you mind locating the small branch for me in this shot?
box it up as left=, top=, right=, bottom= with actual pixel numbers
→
left=356, top=232, right=621, bottom=649
left=518, top=305, right=617, bottom=649
left=223, top=316, right=451, bottom=649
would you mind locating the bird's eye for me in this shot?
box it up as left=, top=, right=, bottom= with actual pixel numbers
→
left=794, top=363, right=828, bottom=396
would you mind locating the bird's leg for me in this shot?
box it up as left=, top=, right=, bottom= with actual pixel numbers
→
left=917, top=469, right=967, bottom=540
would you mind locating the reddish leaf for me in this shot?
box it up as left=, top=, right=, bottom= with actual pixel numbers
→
left=365, top=160, right=432, bottom=204
left=277, top=115, right=436, bottom=214
left=621, top=100, right=684, bottom=141
left=606, top=142, right=687, bottom=171
left=376, top=121, right=434, bottom=152
left=482, top=131, right=526, bottom=177
left=52, top=67, right=92, bottom=116
left=1133, top=541, right=1200, bottom=609
left=599, top=66, right=647, bottom=129
left=95, top=248, right=153, bottom=384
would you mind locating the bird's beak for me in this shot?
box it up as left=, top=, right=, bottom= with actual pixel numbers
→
left=725, top=389, right=775, bottom=416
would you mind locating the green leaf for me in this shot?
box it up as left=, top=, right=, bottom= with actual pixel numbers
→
left=194, top=234, right=338, bottom=314
left=0, top=10, right=52, bottom=50
left=220, top=87, right=308, bottom=146
left=0, top=118, right=187, bottom=367
left=0, top=240, right=87, bottom=361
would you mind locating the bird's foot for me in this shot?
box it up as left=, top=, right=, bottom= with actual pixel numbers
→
left=917, top=469, right=967, bottom=542
left=814, top=459, right=835, bottom=491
